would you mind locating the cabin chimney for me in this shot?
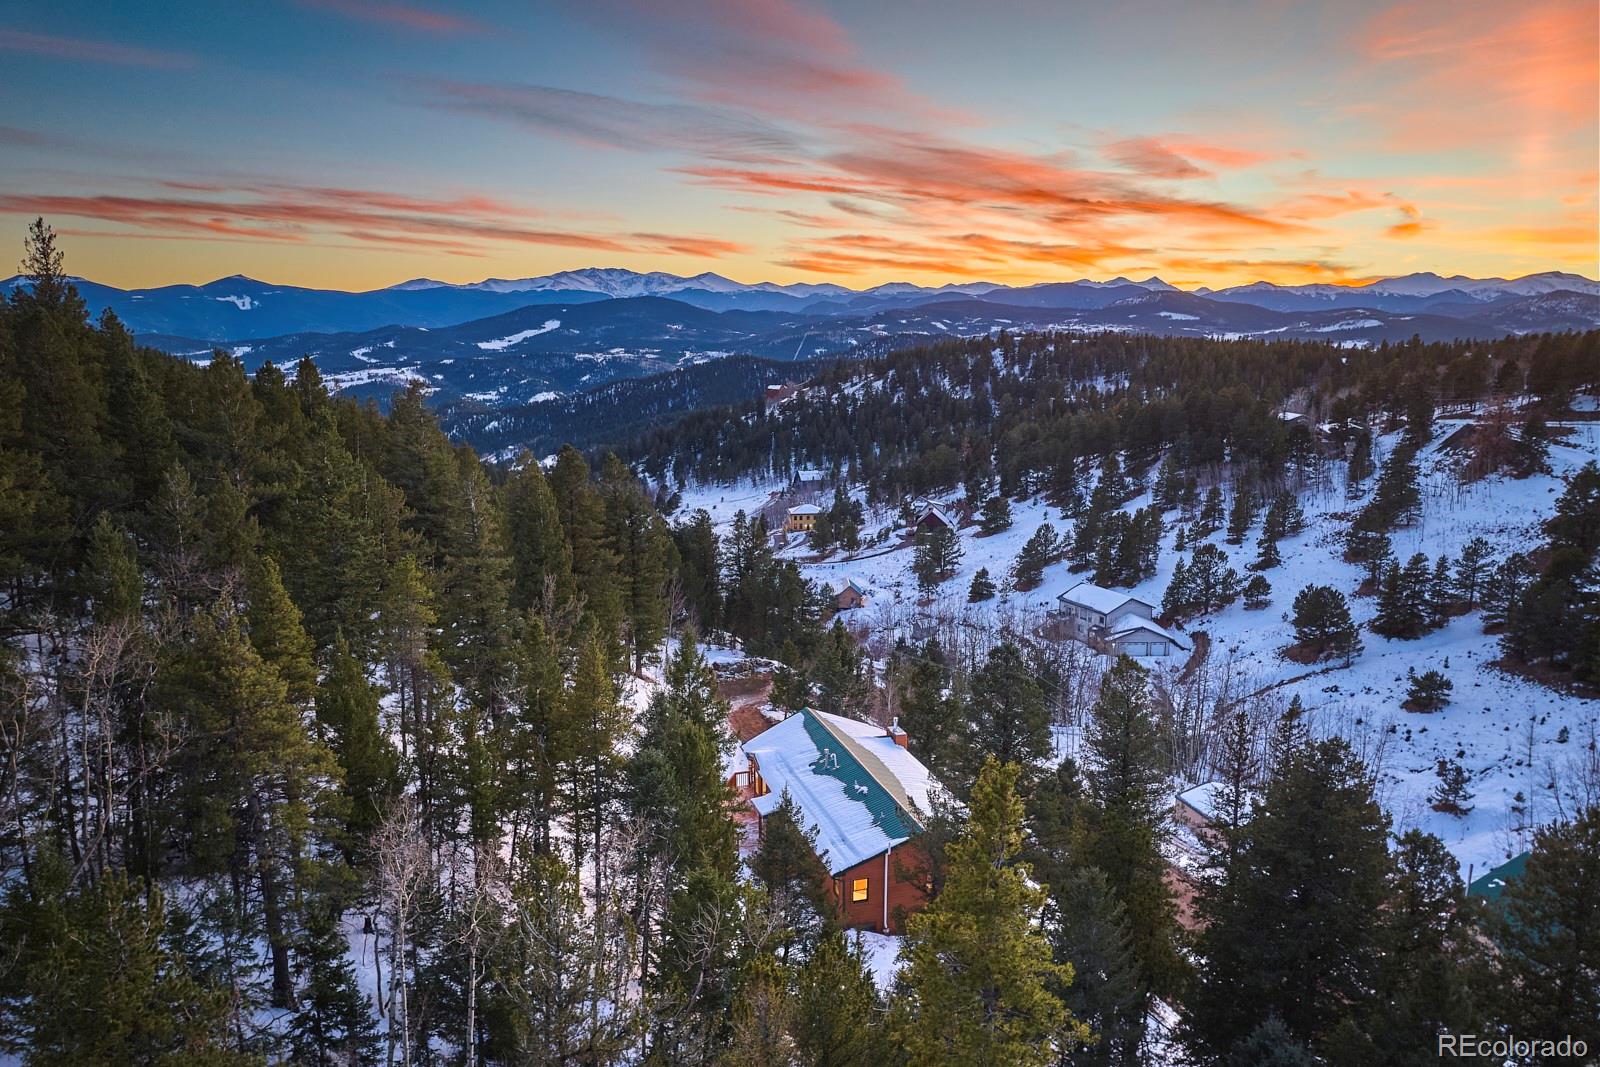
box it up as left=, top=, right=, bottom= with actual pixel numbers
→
left=887, top=716, right=909, bottom=748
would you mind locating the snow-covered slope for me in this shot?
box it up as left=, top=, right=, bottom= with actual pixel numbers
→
left=677, top=417, right=1600, bottom=878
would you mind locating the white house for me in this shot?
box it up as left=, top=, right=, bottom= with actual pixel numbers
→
left=1055, top=581, right=1188, bottom=658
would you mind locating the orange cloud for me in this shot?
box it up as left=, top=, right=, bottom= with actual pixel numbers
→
left=0, top=185, right=749, bottom=259
left=1359, top=0, right=1598, bottom=154
left=1104, top=138, right=1214, bottom=180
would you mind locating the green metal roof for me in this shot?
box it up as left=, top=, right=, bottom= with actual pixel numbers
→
left=1468, top=851, right=1530, bottom=905
left=800, top=709, right=923, bottom=843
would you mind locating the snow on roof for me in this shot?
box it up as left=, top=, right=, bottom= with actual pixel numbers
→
left=1277, top=411, right=1306, bottom=422
left=796, top=467, right=825, bottom=481
left=744, top=708, right=937, bottom=874
left=1057, top=580, right=1152, bottom=615
left=824, top=576, right=870, bottom=596
left=1177, top=780, right=1255, bottom=822
left=788, top=503, right=822, bottom=515
left=1108, top=619, right=1189, bottom=650
left=1176, top=781, right=1226, bottom=821
left=917, top=503, right=955, bottom=529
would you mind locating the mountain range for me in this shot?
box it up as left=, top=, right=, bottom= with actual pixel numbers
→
left=5, top=267, right=1596, bottom=416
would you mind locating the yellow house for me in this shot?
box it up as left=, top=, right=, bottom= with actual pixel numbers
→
left=787, top=503, right=822, bottom=532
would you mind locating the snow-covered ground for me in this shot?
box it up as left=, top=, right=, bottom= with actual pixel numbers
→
left=677, top=416, right=1599, bottom=879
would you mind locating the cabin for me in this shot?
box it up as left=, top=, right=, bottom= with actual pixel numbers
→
left=829, top=578, right=870, bottom=612
left=795, top=467, right=826, bottom=485
left=1055, top=581, right=1188, bottom=658
left=743, top=708, right=935, bottom=933
left=1175, top=781, right=1225, bottom=834
left=914, top=501, right=956, bottom=533
left=786, top=503, right=822, bottom=533
left=765, top=382, right=800, bottom=405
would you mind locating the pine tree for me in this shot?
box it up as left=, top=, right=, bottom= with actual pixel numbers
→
left=980, top=494, right=1013, bottom=534
left=1047, top=867, right=1144, bottom=1066
left=961, top=642, right=1051, bottom=785
left=913, top=525, right=962, bottom=594
left=1012, top=524, right=1058, bottom=590
left=1453, top=537, right=1495, bottom=609
left=1346, top=428, right=1374, bottom=495
left=892, top=758, right=1085, bottom=1065
left=289, top=904, right=384, bottom=1066
left=1403, top=669, right=1452, bottom=712
left=1188, top=738, right=1391, bottom=1057
left=793, top=931, right=883, bottom=1067
left=1491, top=806, right=1600, bottom=1048
left=504, top=456, right=574, bottom=616
left=245, top=552, right=318, bottom=707
left=1249, top=535, right=1281, bottom=572
left=749, top=791, right=831, bottom=958
left=1427, top=758, right=1473, bottom=815
left=1427, top=554, right=1455, bottom=624
left=0, top=869, right=253, bottom=1067
left=1372, top=554, right=1431, bottom=639
left=1329, top=831, right=1490, bottom=1066
left=1077, top=656, right=1181, bottom=1001
left=1243, top=574, right=1272, bottom=609
left=1290, top=584, right=1361, bottom=663
left=317, top=636, right=400, bottom=847
left=673, top=509, right=722, bottom=633
left=721, top=955, right=798, bottom=1067
left=1195, top=486, right=1224, bottom=536
left=967, top=567, right=996, bottom=602
left=1225, top=488, right=1256, bottom=545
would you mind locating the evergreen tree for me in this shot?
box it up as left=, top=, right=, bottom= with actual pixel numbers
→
left=912, top=525, right=962, bottom=594
left=961, top=642, right=1052, bottom=785
left=1327, top=831, right=1489, bottom=1067
left=1242, top=574, right=1272, bottom=609
left=1492, top=806, right=1600, bottom=1049
left=1189, top=738, right=1391, bottom=1058
left=1427, top=759, right=1473, bottom=815
left=1249, top=535, right=1281, bottom=572
left=288, top=905, right=383, bottom=1066
left=0, top=868, right=252, bottom=1067
left=749, top=792, right=831, bottom=958
left=504, top=457, right=574, bottom=616
left=1403, top=669, right=1452, bottom=712
left=980, top=494, right=1013, bottom=534
left=673, top=509, right=722, bottom=633
left=1372, top=554, right=1431, bottom=639
left=793, top=931, right=883, bottom=1067
left=721, top=955, right=798, bottom=1067
left=1346, top=428, right=1374, bottom=494
left=1012, top=524, right=1059, bottom=590
left=1453, top=536, right=1495, bottom=609
left=1290, top=585, right=1361, bottom=663
left=316, top=636, right=400, bottom=847
left=1077, top=656, right=1181, bottom=1000
left=1047, top=867, right=1144, bottom=1066
left=1195, top=486, right=1224, bottom=536
left=967, top=567, right=996, bottom=602
left=892, top=758, right=1085, bottom=1065
left=1225, top=488, right=1255, bottom=545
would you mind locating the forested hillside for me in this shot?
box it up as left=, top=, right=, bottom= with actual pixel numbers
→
left=2, top=223, right=1597, bottom=1066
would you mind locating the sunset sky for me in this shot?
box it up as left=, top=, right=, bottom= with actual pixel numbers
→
left=1, top=0, right=1595, bottom=291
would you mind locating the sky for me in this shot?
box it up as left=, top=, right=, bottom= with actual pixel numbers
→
left=0, top=0, right=1595, bottom=292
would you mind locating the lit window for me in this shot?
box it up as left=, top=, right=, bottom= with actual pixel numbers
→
left=851, top=877, right=869, bottom=903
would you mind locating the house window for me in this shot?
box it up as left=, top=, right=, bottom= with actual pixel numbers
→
left=851, top=877, right=869, bottom=903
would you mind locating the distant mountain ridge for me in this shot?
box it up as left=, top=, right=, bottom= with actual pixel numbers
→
left=3, top=266, right=1594, bottom=419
